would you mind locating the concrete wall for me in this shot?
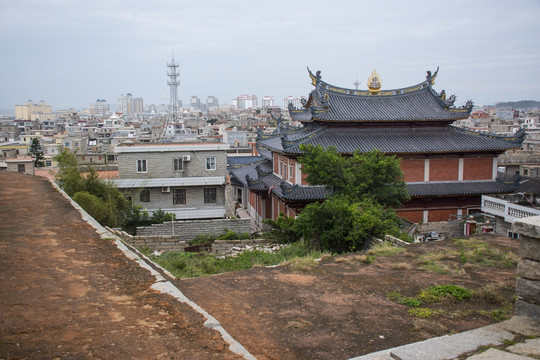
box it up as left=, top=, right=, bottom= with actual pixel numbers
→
left=136, top=218, right=251, bottom=241
left=512, top=215, right=540, bottom=320
left=126, top=185, right=226, bottom=210
left=118, top=150, right=227, bottom=179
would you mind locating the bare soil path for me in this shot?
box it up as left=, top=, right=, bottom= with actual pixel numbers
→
left=0, top=172, right=242, bottom=360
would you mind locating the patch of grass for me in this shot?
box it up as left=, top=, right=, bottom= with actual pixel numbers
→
left=408, top=308, right=433, bottom=318
left=419, top=284, right=472, bottom=302
left=453, top=238, right=518, bottom=269
left=385, top=290, right=422, bottom=307
left=281, top=255, right=320, bottom=272
left=503, top=339, right=516, bottom=346
left=368, top=242, right=405, bottom=257
left=151, top=242, right=327, bottom=278
left=421, top=259, right=449, bottom=274
left=474, top=285, right=509, bottom=305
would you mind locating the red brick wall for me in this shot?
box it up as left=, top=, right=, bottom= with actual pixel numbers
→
left=463, top=157, right=493, bottom=180
left=400, top=159, right=424, bottom=182
left=397, top=210, right=423, bottom=223
left=428, top=209, right=456, bottom=222
left=429, top=158, right=459, bottom=181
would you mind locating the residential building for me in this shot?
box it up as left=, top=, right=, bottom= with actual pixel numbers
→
left=230, top=68, right=524, bottom=228
left=282, top=96, right=304, bottom=110
left=117, top=93, right=143, bottom=116
left=90, top=99, right=110, bottom=116
left=113, top=142, right=233, bottom=219
left=15, top=100, right=52, bottom=120
left=234, top=95, right=258, bottom=110
left=261, top=96, right=275, bottom=108
left=206, top=96, right=219, bottom=109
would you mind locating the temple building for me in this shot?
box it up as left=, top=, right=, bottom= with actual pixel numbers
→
left=230, top=67, right=525, bottom=227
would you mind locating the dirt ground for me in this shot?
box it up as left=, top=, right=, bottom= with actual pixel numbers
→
left=176, top=235, right=519, bottom=360
left=0, top=172, right=242, bottom=360
left=0, top=171, right=520, bottom=360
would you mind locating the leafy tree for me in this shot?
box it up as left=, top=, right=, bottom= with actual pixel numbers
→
left=55, top=149, right=130, bottom=227
left=294, top=195, right=398, bottom=253
left=206, top=118, right=218, bottom=125
left=55, top=149, right=84, bottom=196
left=298, top=145, right=409, bottom=207
left=29, top=137, right=45, bottom=167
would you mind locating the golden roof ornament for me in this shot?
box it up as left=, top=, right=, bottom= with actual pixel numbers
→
left=367, top=70, right=381, bottom=93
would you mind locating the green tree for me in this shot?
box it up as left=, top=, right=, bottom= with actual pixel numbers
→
left=55, top=149, right=130, bottom=227
left=29, top=137, right=45, bottom=167
left=298, top=145, right=409, bottom=207
left=294, top=195, right=398, bottom=253
left=55, top=149, right=84, bottom=196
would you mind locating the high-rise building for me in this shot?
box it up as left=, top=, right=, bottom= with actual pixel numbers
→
left=14, top=100, right=52, bottom=120
left=190, top=96, right=202, bottom=111
left=206, top=96, right=219, bottom=108
left=234, top=95, right=258, bottom=110
left=261, top=96, right=275, bottom=108
left=283, top=96, right=304, bottom=110
left=89, top=99, right=110, bottom=116
left=117, top=93, right=144, bottom=115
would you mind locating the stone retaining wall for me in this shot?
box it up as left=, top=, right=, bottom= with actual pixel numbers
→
left=211, top=239, right=272, bottom=254
left=512, top=216, right=540, bottom=321
left=136, top=218, right=251, bottom=241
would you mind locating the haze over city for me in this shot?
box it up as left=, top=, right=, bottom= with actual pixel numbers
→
left=1, top=0, right=539, bottom=112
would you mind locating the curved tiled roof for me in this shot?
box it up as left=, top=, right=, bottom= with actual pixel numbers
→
left=283, top=127, right=523, bottom=155
left=290, top=68, right=472, bottom=123
left=313, top=87, right=470, bottom=122
left=406, top=181, right=515, bottom=197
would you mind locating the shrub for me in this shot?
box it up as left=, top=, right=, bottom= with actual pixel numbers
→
left=73, top=191, right=111, bottom=226
left=263, top=212, right=300, bottom=244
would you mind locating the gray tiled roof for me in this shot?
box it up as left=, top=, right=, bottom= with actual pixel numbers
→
left=406, top=181, right=515, bottom=197
left=290, top=68, right=472, bottom=123
left=227, top=156, right=264, bottom=167
left=283, top=127, right=522, bottom=154
left=271, top=183, right=330, bottom=201
left=310, top=87, right=470, bottom=122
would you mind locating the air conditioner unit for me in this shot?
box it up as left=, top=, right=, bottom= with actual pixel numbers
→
left=161, top=186, right=170, bottom=193
left=182, top=155, right=191, bottom=161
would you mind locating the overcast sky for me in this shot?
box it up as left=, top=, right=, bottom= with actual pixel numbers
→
left=1, top=0, right=539, bottom=112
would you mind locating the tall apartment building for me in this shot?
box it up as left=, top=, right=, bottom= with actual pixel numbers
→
left=89, top=99, right=110, bottom=116
left=190, top=96, right=202, bottom=111
left=15, top=100, right=52, bottom=120
left=283, top=96, right=304, bottom=110
left=117, top=93, right=143, bottom=115
left=234, top=95, right=258, bottom=110
left=206, top=96, right=219, bottom=108
left=261, top=96, right=275, bottom=108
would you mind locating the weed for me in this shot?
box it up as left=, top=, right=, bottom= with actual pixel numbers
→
left=408, top=308, right=433, bottom=318
left=474, top=285, right=508, bottom=305
left=282, top=255, right=319, bottom=272
left=399, top=297, right=422, bottom=307
left=419, top=285, right=472, bottom=302
left=363, top=254, right=376, bottom=264
left=421, top=259, right=448, bottom=274
left=503, top=339, right=516, bottom=346
left=368, top=242, right=405, bottom=256
left=385, top=290, right=422, bottom=307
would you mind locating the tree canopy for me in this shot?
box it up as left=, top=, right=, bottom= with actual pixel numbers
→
left=298, top=145, right=410, bottom=207
left=29, top=137, right=45, bottom=167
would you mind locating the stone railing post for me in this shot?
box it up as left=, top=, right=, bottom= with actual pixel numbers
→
left=512, top=215, right=540, bottom=320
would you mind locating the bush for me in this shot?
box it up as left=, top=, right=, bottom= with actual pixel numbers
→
left=263, top=212, right=300, bottom=244
left=295, top=195, right=398, bottom=253
left=73, top=191, right=112, bottom=226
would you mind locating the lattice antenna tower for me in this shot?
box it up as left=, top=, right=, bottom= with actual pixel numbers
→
left=167, top=53, right=180, bottom=123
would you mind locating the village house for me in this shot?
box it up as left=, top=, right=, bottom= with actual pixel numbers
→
left=113, top=142, right=235, bottom=220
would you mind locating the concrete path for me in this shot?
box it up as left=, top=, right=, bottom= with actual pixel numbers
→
left=350, top=316, right=540, bottom=360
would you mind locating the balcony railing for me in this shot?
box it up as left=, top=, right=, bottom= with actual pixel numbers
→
left=481, top=195, right=540, bottom=223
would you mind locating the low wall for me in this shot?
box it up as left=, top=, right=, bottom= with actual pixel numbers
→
left=136, top=218, right=251, bottom=241
left=512, top=216, right=540, bottom=321
left=212, top=239, right=273, bottom=254
left=108, top=227, right=188, bottom=252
